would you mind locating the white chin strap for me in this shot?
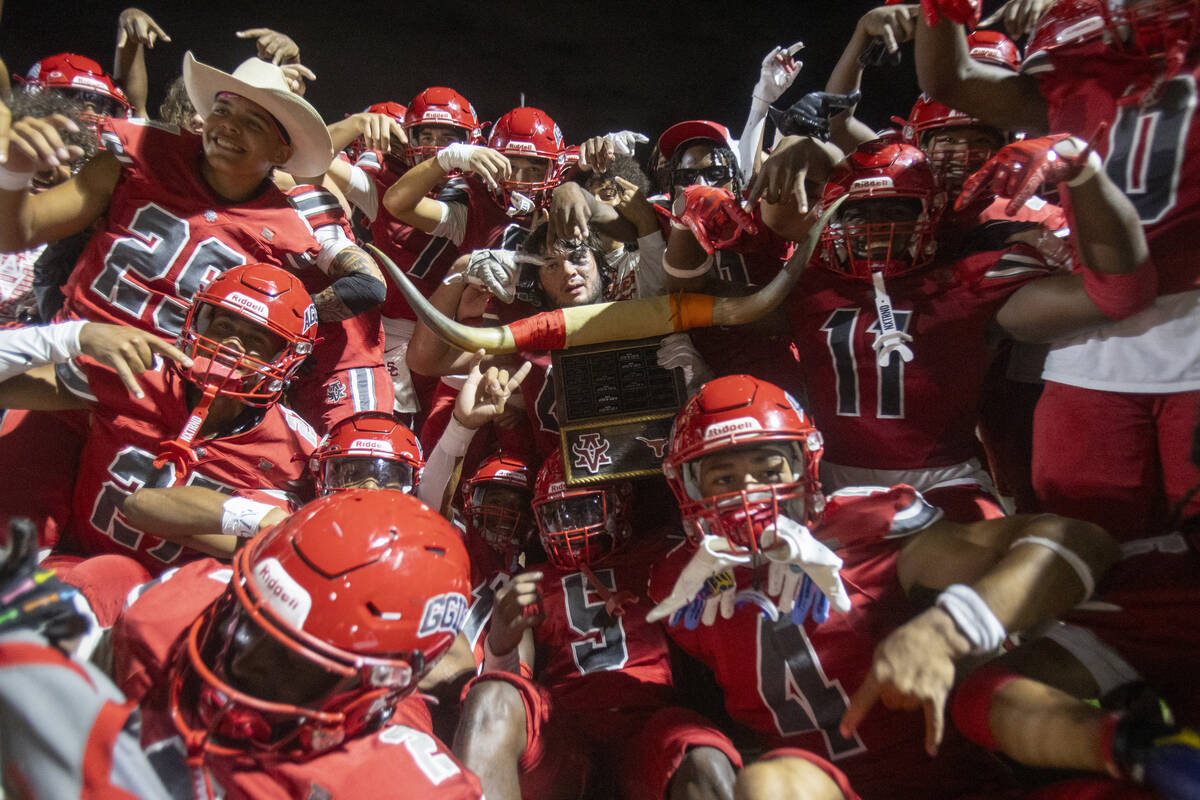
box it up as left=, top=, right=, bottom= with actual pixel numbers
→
left=870, top=271, right=913, bottom=366
left=507, top=191, right=535, bottom=218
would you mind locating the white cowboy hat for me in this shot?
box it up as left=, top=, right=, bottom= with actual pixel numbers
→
left=183, top=51, right=333, bottom=177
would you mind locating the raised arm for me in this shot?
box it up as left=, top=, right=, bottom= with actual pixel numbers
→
left=382, top=145, right=510, bottom=236
left=113, top=8, right=171, bottom=118
left=914, top=16, right=1048, bottom=134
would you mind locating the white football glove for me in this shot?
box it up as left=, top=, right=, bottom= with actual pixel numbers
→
left=646, top=535, right=752, bottom=627
left=603, top=130, right=650, bottom=157
left=463, top=249, right=520, bottom=304
left=656, top=333, right=714, bottom=396
left=761, top=515, right=851, bottom=624
left=753, top=42, right=805, bottom=104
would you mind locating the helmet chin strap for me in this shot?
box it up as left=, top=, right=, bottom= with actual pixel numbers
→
left=870, top=270, right=914, bottom=366
left=155, top=383, right=220, bottom=477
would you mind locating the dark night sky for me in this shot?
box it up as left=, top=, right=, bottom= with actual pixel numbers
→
left=0, top=1, right=951, bottom=150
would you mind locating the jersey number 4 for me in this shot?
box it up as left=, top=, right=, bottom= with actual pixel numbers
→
left=822, top=307, right=912, bottom=418
left=91, top=203, right=246, bottom=336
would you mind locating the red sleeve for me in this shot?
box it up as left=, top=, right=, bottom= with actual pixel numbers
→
left=287, top=184, right=353, bottom=236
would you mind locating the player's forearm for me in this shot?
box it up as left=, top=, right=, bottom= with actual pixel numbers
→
left=113, top=39, right=149, bottom=118
left=970, top=515, right=1118, bottom=633
left=407, top=273, right=472, bottom=376
left=662, top=228, right=713, bottom=292
left=1065, top=171, right=1149, bottom=277
left=915, top=18, right=1048, bottom=133
left=0, top=187, right=38, bottom=253
left=825, top=25, right=877, bottom=153
left=326, top=116, right=367, bottom=153
left=382, top=157, right=448, bottom=220
left=314, top=246, right=387, bottom=322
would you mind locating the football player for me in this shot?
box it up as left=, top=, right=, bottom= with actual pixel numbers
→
left=785, top=137, right=1149, bottom=521
left=326, top=87, right=484, bottom=417
left=644, top=374, right=1162, bottom=799
left=914, top=0, right=1200, bottom=539
left=453, top=450, right=741, bottom=800
left=0, top=264, right=321, bottom=573
left=110, top=490, right=486, bottom=799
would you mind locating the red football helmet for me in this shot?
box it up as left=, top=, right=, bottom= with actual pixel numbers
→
left=486, top=107, right=565, bottom=212
left=24, top=53, right=130, bottom=123
left=1027, top=0, right=1198, bottom=59
left=345, top=101, right=407, bottom=163
left=664, top=375, right=825, bottom=553
left=819, top=140, right=945, bottom=280
left=178, top=264, right=317, bottom=406
left=966, top=30, right=1022, bottom=70
left=461, top=452, right=534, bottom=560
left=532, top=450, right=632, bottom=570
left=310, top=413, right=423, bottom=495
left=171, top=490, right=471, bottom=758
left=403, top=87, right=482, bottom=165
left=902, top=94, right=1007, bottom=193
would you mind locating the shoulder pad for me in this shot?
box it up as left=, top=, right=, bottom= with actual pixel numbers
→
left=819, top=485, right=942, bottom=548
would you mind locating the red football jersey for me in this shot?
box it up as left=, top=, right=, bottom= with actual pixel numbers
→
left=287, top=185, right=384, bottom=376
left=533, top=536, right=677, bottom=716
left=458, top=176, right=535, bottom=253
left=112, top=559, right=484, bottom=800
left=787, top=246, right=1053, bottom=469
left=60, top=119, right=324, bottom=337
left=355, top=150, right=468, bottom=321
left=647, top=486, right=1010, bottom=799
left=461, top=532, right=520, bottom=666
left=57, top=357, right=318, bottom=573
left=1024, top=13, right=1200, bottom=293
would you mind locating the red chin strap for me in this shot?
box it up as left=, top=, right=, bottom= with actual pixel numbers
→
left=154, top=384, right=219, bottom=477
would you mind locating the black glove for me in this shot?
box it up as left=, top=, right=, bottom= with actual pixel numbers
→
left=0, top=518, right=89, bottom=647
left=767, top=90, right=863, bottom=141
left=858, top=35, right=903, bottom=68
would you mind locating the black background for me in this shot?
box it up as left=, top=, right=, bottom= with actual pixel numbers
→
left=0, top=1, right=946, bottom=149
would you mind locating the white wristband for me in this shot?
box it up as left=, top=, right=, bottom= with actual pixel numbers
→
left=0, top=164, right=34, bottom=191
left=936, top=584, right=1007, bottom=656
left=482, top=635, right=521, bottom=674
left=1065, top=149, right=1103, bottom=187
left=662, top=250, right=714, bottom=279
left=221, top=497, right=277, bottom=539
left=1010, top=535, right=1096, bottom=599
left=436, top=143, right=483, bottom=173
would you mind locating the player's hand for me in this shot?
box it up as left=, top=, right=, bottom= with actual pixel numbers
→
left=436, top=144, right=511, bottom=191
left=117, top=8, right=171, bottom=49
left=236, top=27, right=301, bottom=65
left=753, top=41, right=806, bottom=104
left=78, top=323, right=193, bottom=399
left=548, top=182, right=594, bottom=242
left=612, top=176, right=660, bottom=236
left=487, top=569, right=545, bottom=657
left=581, top=130, right=650, bottom=173
left=670, top=185, right=758, bottom=255
left=462, top=249, right=520, bottom=304
left=769, top=90, right=862, bottom=140
left=980, top=0, right=1055, bottom=38
left=840, top=606, right=971, bottom=756
left=279, top=63, right=316, bottom=96
left=453, top=349, right=533, bottom=429
left=259, top=507, right=288, bottom=533
left=914, top=0, right=982, bottom=28
left=657, top=333, right=713, bottom=396
left=646, top=535, right=753, bottom=627
left=1, top=114, right=83, bottom=174
left=355, top=112, right=407, bottom=153
left=860, top=4, right=921, bottom=53
left=745, top=135, right=841, bottom=212
left=957, top=129, right=1103, bottom=215
left=761, top=515, right=851, bottom=625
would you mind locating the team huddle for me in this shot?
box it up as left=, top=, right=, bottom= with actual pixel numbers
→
left=0, top=0, right=1199, bottom=798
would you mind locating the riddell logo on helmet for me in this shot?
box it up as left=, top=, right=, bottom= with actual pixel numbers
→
left=506, top=141, right=537, bottom=152
left=349, top=438, right=394, bottom=453
left=422, top=109, right=453, bottom=122
left=252, top=558, right=313, bottom=629
left=224, top=292, right=270, bottom=321
left=851, top=177, right=894, bottom=193
left=71, top=75, right=108, bottom=93
left=493, top=468, right=524, bottom=482
left=702, top=417, right=763, bottom=440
